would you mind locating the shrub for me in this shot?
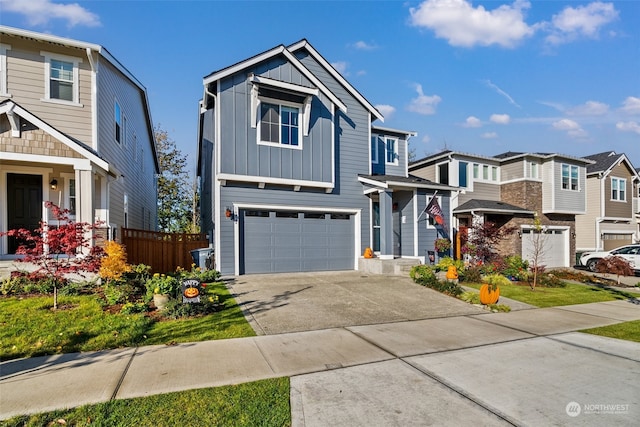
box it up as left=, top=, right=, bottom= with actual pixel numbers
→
left=409, top=265, right=437, bottom=286
left=161, top=293, right=221, bottom=319
left=537, top=273, right=567, bottom=288
left=481, top=274, right=512, bottom=291
left=435, top=257, right=465, bottom=273
left=428, top=280, right=464, bottom=297
left=460, top=265, right=483, bottom=283
left=459, top=291, right=480, bottom=304
left=99, top=241, right=132, bottom=283
left=486, top=303, right=511, bottom=312
left=146, top=273, right=180, bottom=298
left=502, top=255, right=530, bottom=281
left=120, top=301, right=148, bottom=314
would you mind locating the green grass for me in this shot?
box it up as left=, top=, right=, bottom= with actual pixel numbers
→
left=465, top=282, right=640, bottom=308
left=2, top=377, right=291, bottom=427
left=0, top=281, right=255, bottom=361
left=581, top=320, right=640, bottom=343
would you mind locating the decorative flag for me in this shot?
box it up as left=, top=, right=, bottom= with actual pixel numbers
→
left=424, top=196, right=449, bottom=239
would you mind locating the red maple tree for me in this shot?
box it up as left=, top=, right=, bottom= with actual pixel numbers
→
left=2, top=202, right=104, bottom=309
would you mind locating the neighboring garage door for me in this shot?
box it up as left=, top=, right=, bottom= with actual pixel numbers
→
left=602, top=233, right=633, bottom=251
left=241, top=210, right=355, bottom=274
left=521, top=228, right=567, bottom=268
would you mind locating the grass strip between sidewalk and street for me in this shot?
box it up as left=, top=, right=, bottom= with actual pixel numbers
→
left=580, top=320, right=640, bottom=343
left=2, top=377, right=291, bottom=427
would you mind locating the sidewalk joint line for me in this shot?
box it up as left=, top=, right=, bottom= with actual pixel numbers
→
left=110, top=346, right=138, bottom=401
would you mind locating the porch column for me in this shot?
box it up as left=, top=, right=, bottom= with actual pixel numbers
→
left=76, top=167, right=94, bottom=252
left=379, top=189, right=394, bottom=259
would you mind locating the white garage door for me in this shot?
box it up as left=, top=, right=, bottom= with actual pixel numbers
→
left=241, top=210, right=355, bottom=274
left=521, top=228, right=568, bottom=268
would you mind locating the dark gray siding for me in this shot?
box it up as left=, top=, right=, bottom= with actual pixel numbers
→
left=199, top=109, right=215, bottom=240
left=371, top=132, right=408, bottom=177
left=416, top=189, right=451, bottom=260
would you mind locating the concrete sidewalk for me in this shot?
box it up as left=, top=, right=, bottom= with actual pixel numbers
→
left=2, top=299, right=639, bottom=425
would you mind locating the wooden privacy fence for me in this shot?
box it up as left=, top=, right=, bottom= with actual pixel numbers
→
left=121, top=228, right=209, bottom=274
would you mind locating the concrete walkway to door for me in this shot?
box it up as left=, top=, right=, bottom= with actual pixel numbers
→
left=225, top=271, right=489, bottom=335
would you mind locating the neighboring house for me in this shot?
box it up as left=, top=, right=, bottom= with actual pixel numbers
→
left=576, top=151, right=640, bottom=253
left=410, top=150, right=593, bottom=268
left=636, top=167, right=640, bottom=242
left=0, top=26, right=158, bottom=257
left=197, top=40, right=456, bottom=276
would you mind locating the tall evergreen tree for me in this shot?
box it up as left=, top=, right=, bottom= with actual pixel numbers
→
left=155, top=126, right=198, bottom=233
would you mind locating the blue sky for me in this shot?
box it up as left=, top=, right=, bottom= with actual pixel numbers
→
left=1, top=0, right=639, bottom=170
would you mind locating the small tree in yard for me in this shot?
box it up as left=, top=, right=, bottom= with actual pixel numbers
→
left=1, top=202, right=103, bottom=309
left=464, top=217, right=517, bottom=264
left=596, top=256, right=634, bottom=285
left=526, top=214, right=549, bottom=291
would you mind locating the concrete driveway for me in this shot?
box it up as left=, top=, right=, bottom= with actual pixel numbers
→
left=225, top=271, right=485, bottom=335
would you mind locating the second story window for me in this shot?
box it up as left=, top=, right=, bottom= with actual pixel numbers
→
left=371, top=136, right=379, bottom=164
left=41, top=52, right=81, bottom=105
left=529, top=162, right=539, bottom=179
left=459, top=162, right=468, bottom=187
left=115, top=101, right=122, bottom=143
left=562, top=164, right=579, bottom=191
left=437, top=162, right=449, bottom=185
left=385, top=138, right=398, bottom=165
left=611, top=177, right=626, bottom=201
left=259, top=101, right=300, bottom=147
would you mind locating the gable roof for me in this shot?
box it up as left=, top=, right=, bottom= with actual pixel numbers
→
left=453, top=199, right=534, bottom=215
left=288, top=40, right=384, bottom=122
left=0, top=100, right=110, bottom=172
left=584, top=151, right=636, bottom=177
left=202, top=43, right=347, bottom=113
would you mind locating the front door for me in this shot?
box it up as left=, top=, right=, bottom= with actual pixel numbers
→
left=7, top=174, right=43, bottom=253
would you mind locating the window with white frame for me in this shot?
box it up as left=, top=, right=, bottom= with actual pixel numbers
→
left=611, top=177, right=626, bottom=201
left=68, top=178, right=76, bottom=215
left=41, top=52, right=81, bottom=104
left=370, top=136, right=379, bottom=164
left=259, top=101, right=301, bottom=147
left=482, top=165, right=489, bottom=180
left=459, top=162, right=468, bottom=187
left=115, top=100, right=122, bottom=144
left=491, top=166, right=498, bottom=181
left=385, top=137, right=398, bottom=165
left=437, top=162, right=449, bottom=185
left=561, top=164, right=579, bottom=191
left=473, top=163, right=479, bottom=179
left=0, top=44, right=10, bottom=97
left=529, top=161, right=539, bottom=179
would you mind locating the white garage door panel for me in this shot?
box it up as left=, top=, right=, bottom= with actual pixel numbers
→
left=522, top=229, right=568, bottom=268
left=242, top=210, right=354, bottom=274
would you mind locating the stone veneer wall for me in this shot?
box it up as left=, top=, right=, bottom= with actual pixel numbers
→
left=499, top=181, right=576, bottom=265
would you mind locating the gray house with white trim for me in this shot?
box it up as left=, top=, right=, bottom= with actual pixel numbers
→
left=197, top=40, right=456, bottom=275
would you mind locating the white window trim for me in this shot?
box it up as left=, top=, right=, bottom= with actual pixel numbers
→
left=611, top=177, right=627, bottom=202
left=371, top=136, right=379, bottom=164
left=60, top=172, right=76, bottom=220
left=385, top=137, right=398, bottom=166
left=40, top=51, right=82, bottom=106
left=0, top=43, right=10, bottom=97
left=256, top=97, right=303, bottom=150
left=561, top=164, right=579, bottom=192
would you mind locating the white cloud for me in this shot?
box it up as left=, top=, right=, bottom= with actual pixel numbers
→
left=567, top=100, right=609, bottom=116
left=481, top=132, right=498, bottom=139
left=375, top=104, right=396, bottom=119
left=546, top=2, right=619, bottom=45
left=409, top=0, right=536, bottom=48
left=619, top=96, right=640, bottom=115
left=0, top=0, right=101, bottom=27
left=484, top=80, right=521, bottom=108
left=356, top=70, right=367, bottom=76
left=490, top=114, right=511, bottom=124
left=616, top=121, right=640, bottom=135
left=422, top=135, right=431, bottom=144
left=331, top=61, right=349, bottom=76
left=552, top=119, right=588, bottom=138
left=463, top=116, right=482, bottom=128
left=351, top=41, right=378, bottom=51
left=407, top=83, right=442, bottom=115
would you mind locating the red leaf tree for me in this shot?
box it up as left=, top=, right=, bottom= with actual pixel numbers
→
left=1, top=202, right=104, bottom=309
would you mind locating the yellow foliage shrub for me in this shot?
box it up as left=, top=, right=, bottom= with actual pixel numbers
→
left=99, top=240, right=131, bottom=282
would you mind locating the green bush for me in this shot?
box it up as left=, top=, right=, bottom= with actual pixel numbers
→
left=460, top=265, right=483, bottom=283
left=161, top=293, right=221, bottom=319
left=538, top=273, right=567, bottom=288
left=459, top=291, right=480, bottom=304
left=502, top=255, right=530, bottom=281
left=481, top=274, right=512, bottom=291
left=428, top=280, right=464, bottom=297
left=435, top=257, right=465, bottom=273
left=409, top=265, right=437, bottom=286
left=120, top=301, right=149, bottom=314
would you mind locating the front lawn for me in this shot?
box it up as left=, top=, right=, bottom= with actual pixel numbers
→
left=465, top=281, right=640, bottom=308
left=0, top=281, right=255, bottom=361
left=581, top=320, right=640, bottom=343
left=2, top=377, right=291, bottom=427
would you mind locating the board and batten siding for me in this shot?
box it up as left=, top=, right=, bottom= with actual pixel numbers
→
left=371, top=132, right=408, bottom=177
left=604, top=163, right=634, bottom=218
left=96, top=57, right=156, bottom=231
left=217, top=57, right=333, bottom=184
left=2, top=37, right=93, bottom=145
left=575, top=177, right=601, bottom=250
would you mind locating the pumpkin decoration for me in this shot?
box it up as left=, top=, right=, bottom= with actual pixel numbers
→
left=445, top=265, right=458, bottom=280
left=363, top=247, right=374, bottom=259
left=183, top=287, right=200, bottom=298
left=479, top=283, right=500, bottom=305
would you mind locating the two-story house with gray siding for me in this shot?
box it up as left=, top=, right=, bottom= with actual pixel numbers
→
left=0, top=26, right=158, bottom=256
left=197, top=40, right=457, bottom=276
left=576, top=151, right=640, bottom=252
left=410, top=150, right=593, bottom=268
